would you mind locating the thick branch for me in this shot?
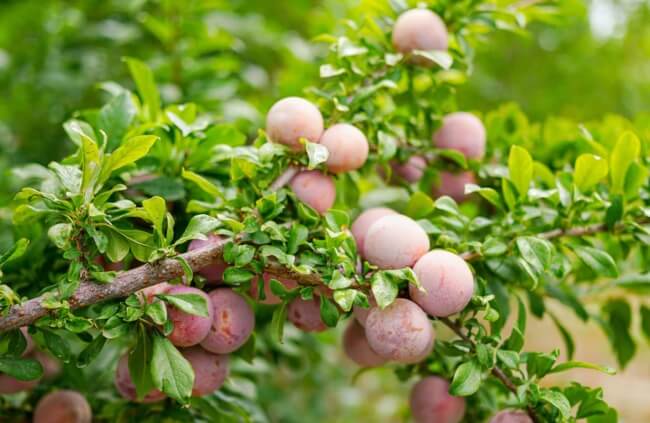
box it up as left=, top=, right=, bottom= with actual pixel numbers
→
left=440, top=317, right=540, bottom=423
left=0, top=240, right=227, bottom=333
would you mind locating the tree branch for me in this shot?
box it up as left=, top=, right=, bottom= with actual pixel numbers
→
left=439, top=317, right=541, bottom=423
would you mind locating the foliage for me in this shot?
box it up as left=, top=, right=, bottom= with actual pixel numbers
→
left=0, top=0, right=649, bottom=422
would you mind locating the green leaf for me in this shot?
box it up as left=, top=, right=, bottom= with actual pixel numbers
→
left=130, top=325, right=155, bottom=400
left=449, top=360, right=482, bottom=396
left=412, top=49, right=453, bottom=69
left=465, top=184, right=504, bottom=210
left=151, top=333, right=194, bottom=402
left=571, top=246, right=618, bottom=278
left=574, top=154, right=608, bottom=191
left=305, top=142, right=329, bottom=169
left=404, top=191, right=435, bottom=219
left=603, top=299, right=636, bottom=368
left=146, top=300, right=168, bottom=325
left=99, top=135, right=158, bottom=185
left=79, top=131, right=101, bottom=200
left=319, top=296, right=340, bottom=328
left=550, top=361, right=616, bottom=375
left=287, top=224, right=308, bottom=255
left=371, top=273, right=399, bottom=309
left=641, top=305, right=650, bottom=342
left=40, top=329, right=72, bottom=363
left=609, top=131, right=640, bottom=194
left=159, top=293, right=209, bottom=317
left=333, top=289, right=357, bottom=312
left=77, top=335, right=106, bottom=368
left=124, top=57, right=160, bottom=121
left=270, top=302, right=288, bottom=343
left=223, top=268, right=254, bottom=284
left=142, top=196, right=167, bottom=236
left=0, top=358, right=43, bottom=381
left=175, top=214, right=221, bottom=245
left=508, top=145, right=533, bottom=197
left=181, top=169, right=223, bottom=200
left=98, top=91, right=137, bottom=150
left=0, top=239, right=30, bottom=267
left=540, top=389, right=571, bottom=418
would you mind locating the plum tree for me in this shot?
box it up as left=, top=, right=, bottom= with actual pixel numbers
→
left=365, top=298, right=434, bottom=363
left=188, top=234, right=227, bottom=283
left=392, top=9, right=448, bottom=66
left=200, top=289, right=255, bottom=354
left=409, top=376, right=466, bottom=423
left=114, top=354, right=166, bottom=403
left=0, top=374, right=39, bottom=394
left=33, top=351, right=62, bottom=380
left=166, top=286, right=214, bottom=347
left=342, top=319, right=386, bottom=367
left=391, top=155, right=427, bottom=183
left=266, top=97, right=324, bottom=151
left=181, top=347, right=229, bottom=397
left=410, top=250, right=474, bottom=317
left=249, top=273, right=298, bottom=305
left=287, top=296, right=327, bottom=332
left=363, top=214, right=430, bottom=269
left=432, top=171, right=476, bottom=203
left=289, top=170, right=336, bottom=214
left=33, top=390, right=92, bottom=423
left=433, top=112, right=486, bottom=160
left=350, top=207, right=397, bottom=256
left=489, top=410, right=534, bottom=423
left=319, top=123, right=369, bottom=173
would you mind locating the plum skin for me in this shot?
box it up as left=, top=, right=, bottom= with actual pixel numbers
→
left=115, top=354, right=166, bottom=403
left=410, top=376, right=466, bottom=423
left=433, top=112, right=486, bottom=160
left=363, top=214, right=430, bottom=269
left=33, top=390, right=92, bottom=423
left=249, top=273, right=298, bottom=305
left=166, top=286, right=214, bottom=347
left=181, top=346, right=229, bottom=397
left=188, top=233, right=228, bottom=283
left=350, top=208, right=397, bottom=257
left=289, top=170, right=336, bottom=214
left=200, top=289, right=255, bottom=354
left=365, top=298, right=434, bottom=363
left=490, top=410, right=534, bottom=423
left=287, top=296, right=327, bottom=332
left=0, top=373, right=39, bottom=394
left=342, top=319, right=386, bottom=367
left=266, top=97, right=324, bottom=151
left=319, top=123, right=369, bottom=173
left=391, top=155, right=427, bottom=183
left=392, top=9, right=448, bottom=66
left=410, top=250, right=475, bottom=317
left=432, top=171, right=476, bottom=203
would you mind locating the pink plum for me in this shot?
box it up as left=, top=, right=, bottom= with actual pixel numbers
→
left=166, top=286, right=214, bottom=347
left=188, top=234, right=228, bottom=283
left=289, top=170, right=336, bottom=214
left=365, top=298, right=434, bottom=363
left=342, top=320, right=387, bottom=367
left=33, top=390, right=92, bottom=423
left=350, top=208, right=397, bottom=257
left=410, top=376, right=466, bottom=423
left=266, top=97, right=324, bottom=151
left=363, top=214, right=430, bottom=269
left=319, top=123, right=369, bottom=173
left=434, top=112, right=486, bottom=160
left=287, top=296, right=327, bottom=333
left=392, top=9, right=448, bottom=66
left=432, top=171, right=476, bottom=203
left=411, top=250, right=474, bottom=317
left=200, top=289, right=255, bottom=354
left=181, top=346, right=229, bottom=397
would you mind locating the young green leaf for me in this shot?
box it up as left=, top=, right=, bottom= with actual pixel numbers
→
left=574, top=154, right=608, bottom=191
left=159, top=293, right=209, bottom=317
left=151, top=333, right=194, bottom=402
left=508, top=145, right=533, bottom=197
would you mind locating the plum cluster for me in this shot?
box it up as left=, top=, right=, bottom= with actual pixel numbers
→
left=115, top=277, right=254, bottom=402
left=266, top=96, right=370, bottom=214
left=390, top=9, right=487, bottom=203
left=346, top=208, right=474, bottom=366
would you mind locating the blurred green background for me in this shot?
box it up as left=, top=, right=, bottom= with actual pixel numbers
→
left=1, top=0, right=650, bottom=421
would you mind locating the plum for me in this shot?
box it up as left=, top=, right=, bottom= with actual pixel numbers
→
left=33, top=390, right=92, bottom=423
left=166, top=286, right=214, bottom=347
left=200, top=289, right=255, bottom=354
left=266, top=97, right=324, bottom=151
left=319, top=123, right=369, bottom=173
left=289, top=170, right=336, bottom=214
left=410, top=376, right=466, bottom=423
left=363, top=214, right=430, bottom=269
left=411, top=250, right=474, bottom=317
left=181, top=346, right=229, bottom=397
